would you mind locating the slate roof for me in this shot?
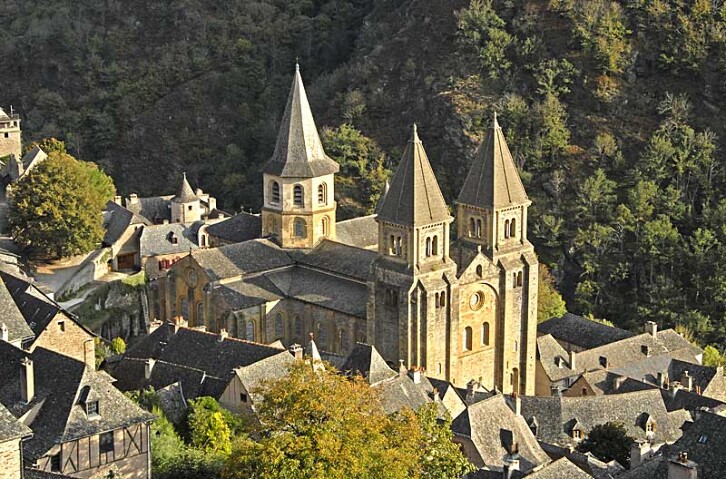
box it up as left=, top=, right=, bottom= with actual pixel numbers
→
left=661, top=411, right=726, bottom=478
left=277, top=267, right=368, bottom=317
left=205, top=212, right=262, bottom=244
left=538, top=313, right=636, bottom=350
left=214, top=276, right=284, bottom=312
left=451, top=394, right=550, bottom=472
left=102, top=201, right=149, bottom=246
left=537, top=334, right=577, bottom=382
left=191, top=239, right=294, bottom=281
left=295, top=239, right=377, bottom=281
left=139, top=222, right=200, bottom=257
left=572, top=370, right=656, bottom=395
left=374, top=373, right=439, bottom=415
left=457, top=114, right=529, bottom=209
left=172, top=173, right=199, bottom=203
left=0, top=274, right=34, bottom=344
left=339, top=343, right=397, bottom=385
left=126, top=195, right=173, bottom=224
left=23, top=470, right=76, bottom=479
left=335, top=215, right=379, bottom=249
left=0, top=400, right=30, bottom=442
left=263, top=65, right=339, bottom=178
left=234, top=350, right=295, bottom=406
left=519, top=389, right=691, bottom=449
left=108, top=324, right=286, bottom=394
left=0, top=343, right=154, bottom=460
left=376, top=124, right=451, bottom=227
left=526, top=457, right=593, bottom=479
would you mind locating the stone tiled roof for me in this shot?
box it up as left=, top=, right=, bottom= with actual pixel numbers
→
left=339, top=343, right=397, bottom=385
left=214, top=276, right=284, bottom=312
left=537, top=334, right=577, bottom=382
left=126, top=196, right=173, bottom=224
left=205, top=212, right=262, bottom=244
left=335, top=215, right=379, bottom=249
left=0, top=274, right=34, bottom=344
left=295, top=239, right=377, bottom=282
left=374, top=373, right=439, bottom=415
left=172, top=173, right=199, bottom=203
left=139, top=222, right=200, bottom=257
left=23, top=470, right=76, bottom=479
left=457, top=114, right=529, bottom=209
left=618, top=456, right=669, bottom=479
left=0, top=343, right=154, bottom=459
left=452, top=394, right=550, bottom=472
left=0, top=400, right=30, bottom=442
left=263, top=66, right=339, bottom=178
left=234, top=351, right=295, bottom=406
left=538, top=313, right=636, bottom=350
left=375, top=124, right=451, bottom=227
left=281, top=267, right=368, bottom=317
left=573, top=370, right=656, bottom=395
left=526, top=457, right=593, bottom=479
left=520, top=389, right=691, bottom=449
left=102, top=201, right=149, bottom=246
left=191, top=239, right=294, bottom=281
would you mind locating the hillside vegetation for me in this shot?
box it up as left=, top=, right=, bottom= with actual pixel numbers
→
left=3, top=0, right=726, bottom=353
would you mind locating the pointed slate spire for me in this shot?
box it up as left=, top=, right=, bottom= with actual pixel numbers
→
left=263, top=64, right=340, bottom=178
left=458, top=113, right=529, bottom=208
left=172, top=172, right=198, bottom=203
left=376, top=124, right=450, bottom=226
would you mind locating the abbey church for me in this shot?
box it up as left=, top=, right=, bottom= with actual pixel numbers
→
left=155, top=66, right=538, bottom=395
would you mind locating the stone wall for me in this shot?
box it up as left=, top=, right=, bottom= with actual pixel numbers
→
left=31, top=311, right=95, bottom=367
left=0, top=439, right=22, bottom=479
left=56, top=247, right=112, bottom=299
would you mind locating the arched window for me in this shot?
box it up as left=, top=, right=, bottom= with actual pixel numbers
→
left=318, top=183, right=327, bottom=205
left=389, top=235, right=396, bottom=255
left=275, top=313, right=284, bottom=338
left=476, top=265, right=483, bottom=277
left=517, top=271, right=523, bottom=287
left=271, top=181, right=280, bottom=205
left=432, top=236, right=439, bottom=256
left=197, top=303, right=204, bottom=324
left=513, top=272, right=517, bottom=286
left=482, top=322, right=490, bottom=346
left=425, top=237, right=432, bottom=257
left=435, top=292, right=440, bottom=308
left=463, top=327, right=473, bottom=351
left=469, top=218, right=476, bottom=237
left=510, top=218, right=517, bottom=238
left=440, top=291, right=446, bottom=307
left=294, top=185, right=304, bottom=207
left=245, top=321, right=255, bottom=341
left=476, top=219, right=482, bottom=238
left=294, top=218, right=307, bottom=238
left=504, top=220, right=510, bottom=239
left=396, top=237, right=403, bottom=257
left=294, top=316, right=302, bottom=339
left=513, top=340, right=518, bottom=352
left=319, top=217, right=330, bottom=237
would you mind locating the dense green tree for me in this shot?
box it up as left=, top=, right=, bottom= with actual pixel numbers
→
left=456, top=0, right=513, bottom=79
left=538, top=264, right=567, bottom=323
left=578, top=422, right=635, bottom=468
left=186, top=397, right=233, bottom=455
left=9, top=145, right=114, bottom=259
left=703, top=345, right=725, bottom=367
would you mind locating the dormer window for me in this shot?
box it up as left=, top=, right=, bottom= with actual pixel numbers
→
left=573, top=429, right=582, bottom=440
left=86, top=400, right=99, bottom=418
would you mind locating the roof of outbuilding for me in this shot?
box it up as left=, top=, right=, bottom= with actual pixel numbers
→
left=0, top=275, right=34, bottom=344
left=538, top=313, right=636, bottom=350
left=139, top=222, right=200, bottom=257
left=172, top=173, right=199, bottom=203
left=374, top=374, right=439, bottom=415
left=335, top=215, right=379, bottom=249
left=375, top=124, right=451, bottom=227
left=537, top=334, right=578, bottom=382
left=102, top=201, right=149, bottom=246
left=451, top=394, right=550, bottom=472
left=457, top=114, right=529, bottom=209
left=263, top=65, right=339, bottom=178
left=234, top=351, right=295, bottom=406
left=191, top=239, right=294, bottom=281
left=126, top=195, right=173, bottom=224
left=526, top=457, right=593, bottom=479
left=0, top=343, right=154, bottom=460
left=339, top=343, right=397, bottom=385
left=0, top=400, right=30, bottom=442
left=205, top=212, right=262, bottom=244
left=572, top=370, right=656, bottom=395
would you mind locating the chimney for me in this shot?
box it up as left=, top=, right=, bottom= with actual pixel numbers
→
left=512, top=392, right=521, bottom=416
left=550, top=385, right=562, bottom=397
left=289, top=344, right=303, bottom=361
left=399, top=359, right=407, bottom=377
left=645, top=321, right=658, bottom=338
left=218, top=328, right=228, bottom=342
left=569, top=350, right=576, bottom=370
left=502, top=454, right=520, bottom=479
left=668, top=452, right=698, bottom=479
left=681, top=371, right=693, bottom=391
left=113, top=195, right=122, bottom=205
left=658, top=371, right=669, bottom=389
left=145, top=358, right=155, bottom=380
left=1, top=323, right=8, bottom=342
left=630, top=440, right=653, bottom=469
left=669, top=382, right=682, bottom=399
left=409, top=366, right=422, bottom=384
left=128, top=193, right=139, bottom=205
left=613, top=375, right=626, bottom=391
left=20, top=357, right=34, bottom=403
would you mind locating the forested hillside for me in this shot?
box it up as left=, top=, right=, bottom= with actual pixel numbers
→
left=3, top=0, right=726, bottom=353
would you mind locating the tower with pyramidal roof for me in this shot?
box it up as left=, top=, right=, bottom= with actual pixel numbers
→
left=260, top=64, right=339, bottom=249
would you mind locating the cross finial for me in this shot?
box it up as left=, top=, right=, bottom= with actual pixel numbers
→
left=413, top=122, right=417, bottom=133
left=295, top=59, right=300, bottom=72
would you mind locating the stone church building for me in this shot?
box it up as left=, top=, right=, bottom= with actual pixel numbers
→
left=154, top=65, right=538, bottom=394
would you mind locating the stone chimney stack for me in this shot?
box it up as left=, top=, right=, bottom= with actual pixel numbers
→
left=289, top=344, right=303, bottom=361
left=630, top=440, right=654, bottom=469
left=511, top=393, right=521, bottom=416
left=658, top=371, right=669, bottom=389
left=645, top=321, right=658, bottom=338
left=409, top=366, right=422, bottom=384
left=613, top=375, right=626, bottom=392
left=399, top=359, right=407, bottom=378
left=20, top=357, right=34, bottom=403
left=218, top=329, right=228, bottom=342
left=550, top=385, right=562, bottom=397
left=668, top=452, right=698, bottom=479
left=113, top=195, right=122, bottom=205
left=569, top=350, right=576, bottom=370
left=144, top=358, right=156, bottom=380
left=681, top=371, right=693, bottom=391
left=669, top=382, right=682, bottom=399
left=502, top=454, right=520, bottom=479
left=0, top=323, right=7, bottom=342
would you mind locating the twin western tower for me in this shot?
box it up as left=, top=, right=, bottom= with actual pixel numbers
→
left=262, top=66, right=538, bottom=395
